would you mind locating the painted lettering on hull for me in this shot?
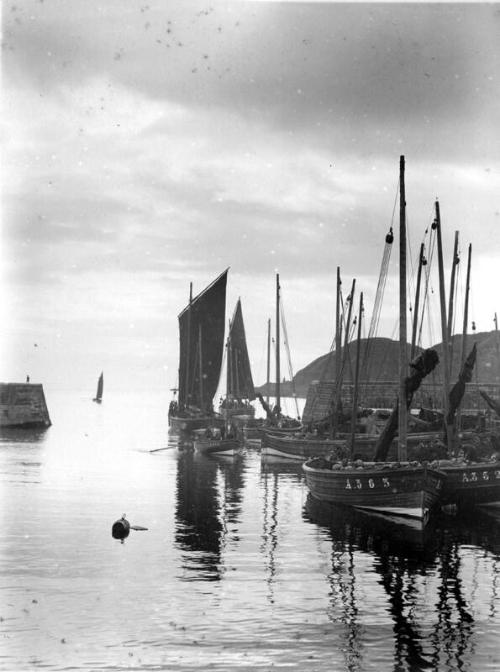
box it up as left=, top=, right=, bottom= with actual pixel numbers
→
left=346, top=477, right=392, bottom=490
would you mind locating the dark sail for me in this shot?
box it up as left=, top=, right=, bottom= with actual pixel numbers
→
left=226, top=299, right=255, bottom=401
left=178, top=269, right=228, bottom=412
left=373, top=348, right=439, bottom=462
left=94, top=372, right=103, bottom=402
left=447, top=343, right=477, bottom=425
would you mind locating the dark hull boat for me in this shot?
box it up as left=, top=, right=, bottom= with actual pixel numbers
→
left=169, top=270, right=228, bottom=434
left=169, top=414, right=224, bottom=434
left=303, top=457, right=445, bottom=521
left=435, top=457, right=500, bottom=509
left=302, top=157, right=445, bottom=524
left=261, top=428, right=448, bottom=461
left=193, top=437, right=242, bottom=456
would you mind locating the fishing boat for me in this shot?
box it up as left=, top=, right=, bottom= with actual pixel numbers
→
left=303, top=458, right=445, bottom=521
left=193, top=436, right=243, bottom=457
left=93, top=372, right=103, bottom=404
left=436, top=342, right=500, bottom=508
left=218, top=298, right=256, bottom=420
left=256, top=275, right=302, bottom=442
left=303, top=156, right=446, bottom=522
left=422, top=217, right=500, bottom=510
left=261, top=427, right=447, bottom=462
left=169, top=270, right=228, bottom=433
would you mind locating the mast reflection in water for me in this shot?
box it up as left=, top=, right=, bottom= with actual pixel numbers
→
left=304, top=495, right=500, bottom=671
left=175, top=450, right=245, bottom=581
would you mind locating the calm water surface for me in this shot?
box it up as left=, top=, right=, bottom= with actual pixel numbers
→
left=1, top=389, right=500, bottom=671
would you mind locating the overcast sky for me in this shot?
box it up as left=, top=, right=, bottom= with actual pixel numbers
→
left=2, top=1, right=500, bottom=394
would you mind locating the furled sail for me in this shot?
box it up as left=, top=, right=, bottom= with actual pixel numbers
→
left=226, top=299, right=255, bottom=401
left=178, top=269, right=228, bottom=412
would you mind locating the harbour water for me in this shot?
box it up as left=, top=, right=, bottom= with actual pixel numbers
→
left=1, top=389, right=500, bottom=671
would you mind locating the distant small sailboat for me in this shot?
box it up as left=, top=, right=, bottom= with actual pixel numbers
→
left=93, top=372, right=103, bottom=404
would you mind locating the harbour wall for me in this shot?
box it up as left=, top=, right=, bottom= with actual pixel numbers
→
left=0, top=383, right=52, bottom=428
left=302, top=380, right=500, bottom=423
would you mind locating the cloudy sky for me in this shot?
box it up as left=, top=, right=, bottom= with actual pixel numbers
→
left=2, top=1, right=500, bottom=394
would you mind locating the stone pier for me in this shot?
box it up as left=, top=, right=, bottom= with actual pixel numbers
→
left=0, top=383, right=52, bottom=428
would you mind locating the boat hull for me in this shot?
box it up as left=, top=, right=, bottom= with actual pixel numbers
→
left=219, top=406, right=255, bottom=420
left=169, top=414, right=224, bottom=434
left=193, top=438, right=242, bottom=456
left=303, top=459, right=445, bottom=521
left=436, top=460, right=500, bottom=508
left=261, top=430, right=449, bottom=461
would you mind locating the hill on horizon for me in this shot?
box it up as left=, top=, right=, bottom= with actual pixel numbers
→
left=256, top=330, right=500, bottom=398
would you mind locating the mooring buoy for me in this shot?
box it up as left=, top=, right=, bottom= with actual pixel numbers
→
left=112, top=515, right=130, bottom=540
left=112, top=514, right=148, bottom=540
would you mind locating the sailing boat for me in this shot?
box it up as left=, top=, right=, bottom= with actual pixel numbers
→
left=93, top=372, right=103, bottom=404
left=429, top=236, right=500, bottom=509
left=194, top=298, right=254, bottom=456
left=218, top=298, right=256, bottom=420
left=168, top=269, right=228, bottom=433
left=303, top=157, right=446, bottom=522
left=258, top=274, right=301, bottom=448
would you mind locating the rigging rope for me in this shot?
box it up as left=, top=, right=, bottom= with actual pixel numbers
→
left=360, top=226, right=394, bottom=394
left=279, top=294, right=300, bottom=418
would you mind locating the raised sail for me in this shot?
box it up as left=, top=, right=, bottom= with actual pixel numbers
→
left=226, top=299, right=255, bottom=402
left=178, top=269, right=228, bottom=414
left=93, top=372, right=103, bottom=403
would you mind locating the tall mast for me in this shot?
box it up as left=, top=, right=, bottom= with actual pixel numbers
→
left=276, top=273, right=281, bottom=416
left=460, top=244, right=472, bottom=367
left=266, top=318, right=271, bottom=406
left=335, top=267, right=342, bottom=383
left=410, top=243, right=425, bottom=360
left=184, top=282, right=193, bottom=407
left=333, top=267, right=342, bottom=437
left=398, top=155, right=407, bottom=461
left=198, top=324, right=203, bottom=411
left=349, top=291, right=363, bottom=458
left=447, top=231, right=460, bottom=378
left=435, top=201, right=452, bottom=451
left=342, top=278, right=356, bottom=381
left=495, top=312, right=500, bottom=389
left=227, top=318, right=233, bottom=399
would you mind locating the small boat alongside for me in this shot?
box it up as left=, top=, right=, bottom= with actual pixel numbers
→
left=193, top=437, right=242, bottom=456
left=438, top=458, right=500, bottom=508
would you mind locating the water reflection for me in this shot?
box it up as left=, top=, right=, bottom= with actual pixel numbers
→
left=0, top=426, right=50, bottom=444
left=260, top=458, right=304, bottom=605
left=174, top=451, right=246, bottom=581
left=304, top=497, right=500, bottom=671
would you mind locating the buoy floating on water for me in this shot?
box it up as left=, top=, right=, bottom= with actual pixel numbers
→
left=112, top=514, right=148, bottom=540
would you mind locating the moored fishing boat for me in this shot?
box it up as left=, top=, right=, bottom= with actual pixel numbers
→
left=193, top=436, right=242, bottom=456
left=261, top=427, right=448, bottom=461
left=425, top=223, right=500, bottom=510
left=169, top=270, right=228, bottom=434
left=303, top=156, right=445, bottom=523
left=303, top=457, right=445, bottom=520
left=435, top=455, right=500, bottom=508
